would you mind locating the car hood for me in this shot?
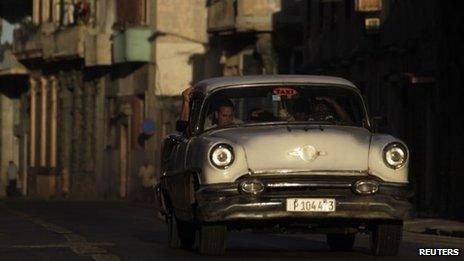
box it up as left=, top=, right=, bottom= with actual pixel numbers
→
left=209, top=125, right=371, bottom=174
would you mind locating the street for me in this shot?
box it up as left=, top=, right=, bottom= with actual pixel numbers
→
left=0, top=201, right=462, bottom=260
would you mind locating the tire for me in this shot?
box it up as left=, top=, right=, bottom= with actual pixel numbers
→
left=198, top=224, right=227, bottom=255
left=177, top=219, right=196, bottom=249
left=167, top=216, right=181, bottom=249
left=326, top=233, right=355, bottom=251
left=370, top=221, right=403, bottom=256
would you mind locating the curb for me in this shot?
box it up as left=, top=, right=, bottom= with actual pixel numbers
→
left=404, top=219, right=464, bottom=238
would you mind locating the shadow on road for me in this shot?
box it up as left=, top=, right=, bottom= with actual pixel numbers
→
left=137, top=228, right=373, bottom=259
left=224, top=232, right=372, bottom=259
left=137, top=231, right=168, bottom=245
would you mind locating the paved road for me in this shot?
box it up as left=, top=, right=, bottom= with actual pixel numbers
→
left=0, top=200, right=462, bottom=260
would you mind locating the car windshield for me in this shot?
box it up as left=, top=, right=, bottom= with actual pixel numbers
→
left=201, top=85, right=367, bottom=130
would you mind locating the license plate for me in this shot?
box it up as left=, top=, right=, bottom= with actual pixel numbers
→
left=286, top=198, right=336, bottom=212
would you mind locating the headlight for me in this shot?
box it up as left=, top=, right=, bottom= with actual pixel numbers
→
left=210, top=144, right=234, bottom=169
left=383, top=142, right=408, bottom=169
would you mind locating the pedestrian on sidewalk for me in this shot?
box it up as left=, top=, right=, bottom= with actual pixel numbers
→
left=138, top=159, right=156, bottom=203
left=7, top=161, right=19, bottom=197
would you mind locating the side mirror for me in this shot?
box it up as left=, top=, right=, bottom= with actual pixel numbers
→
left=371, top=116, right=388, bottom=132
left=176, top=120, right=188, bottom=133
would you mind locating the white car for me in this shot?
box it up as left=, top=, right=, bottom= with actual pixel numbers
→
left=159, top=75, right=412, bottom=256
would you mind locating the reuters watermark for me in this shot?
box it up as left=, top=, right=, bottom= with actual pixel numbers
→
left=418, top=248, right=461, bottom=256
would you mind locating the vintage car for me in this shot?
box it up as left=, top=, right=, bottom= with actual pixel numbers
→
left=158, top=75, right=412, bottom=256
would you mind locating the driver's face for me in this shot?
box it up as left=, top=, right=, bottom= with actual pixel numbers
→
left=217, top=106, right=234, bottom=126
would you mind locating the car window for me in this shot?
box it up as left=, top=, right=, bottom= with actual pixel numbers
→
left=201, top=85, right=367, bottom=130
left=188, top=96, right=203, bottom=135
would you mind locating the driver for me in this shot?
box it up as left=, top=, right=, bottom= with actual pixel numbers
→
left=204, top=99, right=241, bottom=129
left=180, top=87, right=241, bottom=129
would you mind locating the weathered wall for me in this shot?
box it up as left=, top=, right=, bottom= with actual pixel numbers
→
left=155, top=41, right=205, bottom=96
left=236, top=0, right=280, bottom=31
left=157, top=0, right=207, bottom=44
left=96, top=0, right=116, bottom=33
left=155, top=0, right=207, bottom=96
left=0, top=94, right=18, bottom=197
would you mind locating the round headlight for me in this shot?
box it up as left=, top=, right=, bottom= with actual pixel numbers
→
left=210, top=144, right=234, bottom=169
left=383, top=143, right=408, bottom=169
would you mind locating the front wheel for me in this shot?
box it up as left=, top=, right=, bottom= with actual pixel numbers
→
left=167, top=216, right=181, bottom=249
left=326, top=233, right=355, bottom=251
left=198, top=224, right=227, bottom=255
left=370, top=221, right=403, bottom=256
left=167, top=216, right=196, bottom=249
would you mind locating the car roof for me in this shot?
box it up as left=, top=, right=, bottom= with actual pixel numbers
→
left=193, top=75, right=358, bottom=94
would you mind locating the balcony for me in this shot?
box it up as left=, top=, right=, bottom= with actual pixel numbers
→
left=13, top=26, right=43, bottom=60
left=112, top=27, right=152, bottom=64
left=85, top=33, right=112, bottom=67
left=13, top=24, right=87, bottom=61
left=208, top=0, right=281, bottom=33
left=43, top=25, right=86, bottom=60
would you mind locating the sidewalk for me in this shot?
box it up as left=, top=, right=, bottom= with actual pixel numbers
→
left=404, top=218, right=464, bottom=238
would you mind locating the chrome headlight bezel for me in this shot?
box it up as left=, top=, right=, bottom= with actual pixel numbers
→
left=383, top=142, right=408, bottom=169
left=209, top=143, right=234, bottom=169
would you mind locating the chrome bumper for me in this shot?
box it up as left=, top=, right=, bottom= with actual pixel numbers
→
left=195, top=176, right=413, bottom=222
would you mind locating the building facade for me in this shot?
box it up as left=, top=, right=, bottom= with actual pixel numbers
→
left=0, top=47, right=29, bottom=197
left=206, top=0, right=304, bottom=77
left=301, top=0, right=464, bottom=220
left=1, top=5, right=30, bottom=197
left=1, top=0, right=207, bottom=199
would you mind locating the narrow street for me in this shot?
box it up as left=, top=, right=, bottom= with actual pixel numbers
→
left=0, top=200, right=462, bottom=260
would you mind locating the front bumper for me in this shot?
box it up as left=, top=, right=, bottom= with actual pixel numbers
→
left=195, top=176, right=413, bottom=222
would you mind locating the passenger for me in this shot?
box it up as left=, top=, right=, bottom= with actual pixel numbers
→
left=310, top=97, right=352, bottom=123
left=292, top=98, right=311, bottom=121
left=249, top=108, right=277, bottom=122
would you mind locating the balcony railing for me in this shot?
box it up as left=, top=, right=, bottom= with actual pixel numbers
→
left=13, top=24, right=87, bottom=61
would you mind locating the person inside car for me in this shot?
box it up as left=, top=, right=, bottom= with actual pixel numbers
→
left=205, top=99, right=242, bottom=129
left=248, top=108, right=278, bottom=122
left=310, top=96, right=352, bottom=123
left=180, top=87, right=239, bottom=130
left=292, top=97, right=311, bottom=121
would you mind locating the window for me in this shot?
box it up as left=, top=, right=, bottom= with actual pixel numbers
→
left=188, top=93, right=204, bottom=135
left=201, top=85, right=367, bottom=131
left=115, top=0, right=150, bottom=28
left=345, top=0, right=352, bottom=22
left=32, top=0, right=96, bottom=26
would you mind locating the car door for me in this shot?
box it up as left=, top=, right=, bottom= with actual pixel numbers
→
left=165, top=94, right=203, bottom=221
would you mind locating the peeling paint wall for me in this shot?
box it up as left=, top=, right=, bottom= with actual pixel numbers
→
left=155, top=0, right=207, bottom=96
